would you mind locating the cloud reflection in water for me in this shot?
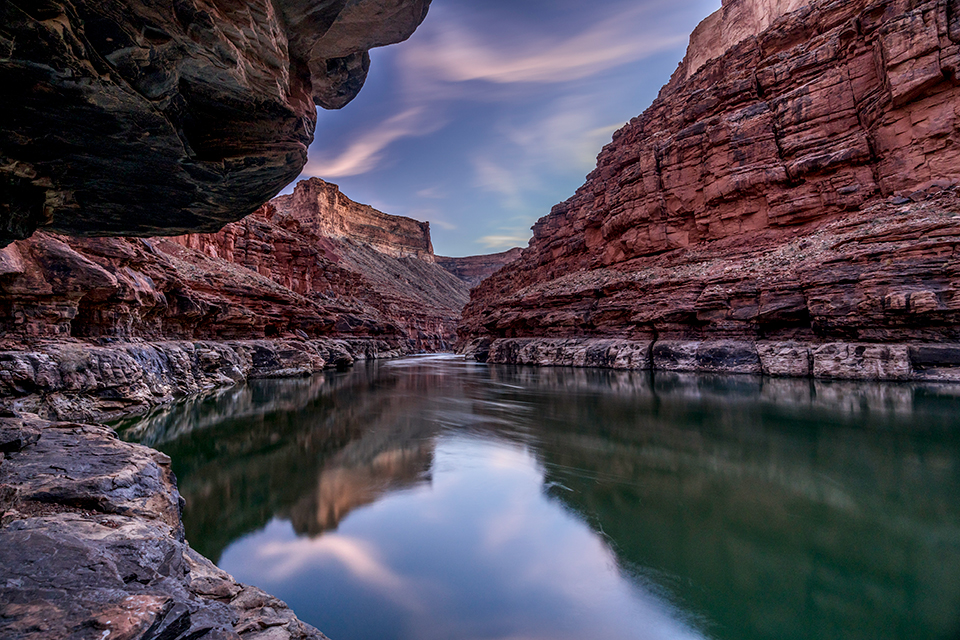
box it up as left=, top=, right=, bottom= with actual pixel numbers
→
left=124, top=356, right=960, bottom=640
left=221, top=433, right=707, bottom=640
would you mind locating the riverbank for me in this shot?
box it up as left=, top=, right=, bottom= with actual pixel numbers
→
left=0, top=337, right=407, bottom=423
left=0, top=337, right=414, bottom=638
left=461, top=337, right=960, bottom=382
left=0, top=412, right=330, bottom=640
left=0, top=336, right=415, bottom=639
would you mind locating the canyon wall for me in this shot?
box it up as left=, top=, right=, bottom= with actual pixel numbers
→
left=271, top=178, right=435, bottom=259
left=0, top=0, right=430, bottom=245
left=460, top=0, right=960, bottom=380
left=167, top=178, right=469, bottom=346
left=0, top=179, right=469, bottom=352
left=436, top=248, right=523, bottom=289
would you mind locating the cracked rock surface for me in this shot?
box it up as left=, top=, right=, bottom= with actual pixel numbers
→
left=0, top=414, right=329, bottom=640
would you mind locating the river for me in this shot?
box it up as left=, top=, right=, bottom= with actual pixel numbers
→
left=118, top=354, right=960, bottom=640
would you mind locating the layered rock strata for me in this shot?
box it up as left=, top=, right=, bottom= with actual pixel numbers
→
left=0, top=338, right=400, bottom=423
left=0, top=0, right=430, bottom=245
left=0, top=178, right=469, bottom=351
left=167, top=178, right=470, bottom=347
left=270, top=177, right=435, bottom=259
left=436, top=248, right=523, bottom=289
left=0, top=414, right=328, bottom=640
left=460, top=0, right=960, bottom=381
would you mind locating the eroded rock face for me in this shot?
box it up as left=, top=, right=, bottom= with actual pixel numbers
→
left=0, top=179, right=469, bottom=349
left=271, top=177, right=435, bottom=259
left=460, top=0, right=960, bottom=379
left=167, top=179, right=470, bottom=347
left=0, top=0, right=430, bottom=245
left=436, top=248, right=523, bottom=289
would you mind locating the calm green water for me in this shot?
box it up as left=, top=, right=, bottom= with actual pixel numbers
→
left=119, top=355, right=960, bottom=640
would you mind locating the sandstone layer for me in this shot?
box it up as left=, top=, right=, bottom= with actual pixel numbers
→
left=167, top=178, right=470, bottom=348
left=460, top=0, right=960, bottom=380
left=271, top=177, right=435, bottom=259
left=0, top=413, right=329, bottom=640
left=436, top=248, right=523, bottom=289
left=0, top=0, right=430, bottom=245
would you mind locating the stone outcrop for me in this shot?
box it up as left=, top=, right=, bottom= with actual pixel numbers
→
left=0, top=0, right=430, bottom=245
left=270, top=177, right=435, bottom=259
left=436, top=248, right=523, bottom=289
left=460, top=0, right=960, bottom=380
left=0, top=179, right=469, bottom=350
left=467, top=335, right=960, bottom=381
left=0, top=413, right=329, bottom=640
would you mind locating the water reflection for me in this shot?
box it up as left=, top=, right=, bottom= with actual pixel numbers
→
left=119, top=355, right=960, bottom=640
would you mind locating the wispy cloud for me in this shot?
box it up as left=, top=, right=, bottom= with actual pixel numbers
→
left=416, top=187, right=445, bottom=199
left=478, top=233, right=531, bottom=250
left=307, top=1, right=692, bottom=180
left=410, top=207, right=458, bottom=231
left=472, top=157, right=529, bottom=211
left=304, top=108, right=434, bottom=178
left=430, top=218, right=458, bottom=231
left=401, top=4, right=688, bottom=85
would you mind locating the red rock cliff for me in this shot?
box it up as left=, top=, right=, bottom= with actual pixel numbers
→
left=168, top=180, right=468, bottom=346
left=0, top=180, right=469, bottom=350
left=271, top=178, right=435, bottom=260
left=460, top=0, right=960, bottom=380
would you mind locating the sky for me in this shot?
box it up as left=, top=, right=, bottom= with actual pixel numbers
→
left=291, top=0, right=722, bottom=257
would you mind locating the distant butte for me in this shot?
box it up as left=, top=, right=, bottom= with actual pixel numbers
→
left=0, top=0, right=430, bottom=245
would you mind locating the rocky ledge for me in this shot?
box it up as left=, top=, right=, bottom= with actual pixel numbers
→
left=0, top=337, right=402, bottom=424
left=0, top=413, right=328, bottom=640
left=463, top=337, right=960, bottom=381
left=460, top=0, right=960, bottom=381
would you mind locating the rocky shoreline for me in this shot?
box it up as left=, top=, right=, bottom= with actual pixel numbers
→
left=0, top=336, right=416, bottom=640
left=0, top=337, right=406, bottom=423
left=0, top=414, right=329, bottom=640
left=462, top=337, right=960, bottom=382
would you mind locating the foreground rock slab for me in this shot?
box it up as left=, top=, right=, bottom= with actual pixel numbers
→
left=0, top=415, right=329, bottom=640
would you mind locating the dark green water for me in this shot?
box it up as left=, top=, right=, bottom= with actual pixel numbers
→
left=118, top=355, right=960, bottom=640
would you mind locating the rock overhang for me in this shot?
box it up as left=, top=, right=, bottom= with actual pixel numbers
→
left=0, top=0, right=431, bottom=245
